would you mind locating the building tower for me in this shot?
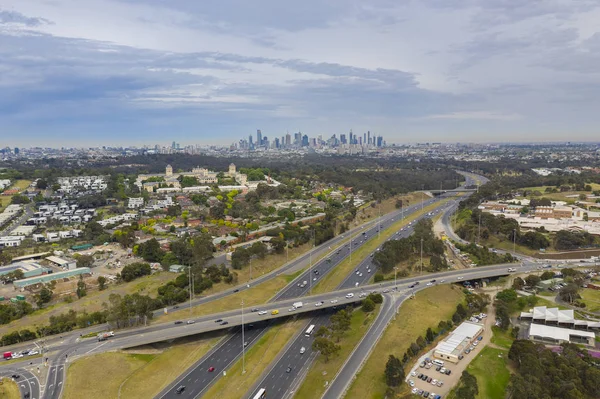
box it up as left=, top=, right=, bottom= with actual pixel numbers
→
left=165, top=164, right=173, bottom=177
left=229, top=163, right=236, bottom=176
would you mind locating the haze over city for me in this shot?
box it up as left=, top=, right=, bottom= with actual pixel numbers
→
left=2, top=0, right=600, bottom=147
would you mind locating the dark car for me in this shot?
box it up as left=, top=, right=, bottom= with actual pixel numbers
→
left=286, top=366, right=292, bottom=373
left=233, top=289, right=239, bottom=292
left=414, top=281, right=420, bottom=286
left=408, top=284, right=415, bottom=289
left=221, top=321, right=229, bottom=325
left=251, top=308, right=260, bottom=312
left=215, top=318, right=223, bottom=323
left=430, top=279, right=436, bottom=283
left=11, top=374, right=20, bottom=379
left=174, top=321, right=183, bottom=325
left=208, top=366, right=215, bottom=372
left=173, top=305, right=180, bottom=309
left=314, top=270, right=319, bottom=275
left=176, top=386, right=186, bottom=394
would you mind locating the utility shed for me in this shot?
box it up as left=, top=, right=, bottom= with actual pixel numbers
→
left=46, top=256, right=77, bottom=270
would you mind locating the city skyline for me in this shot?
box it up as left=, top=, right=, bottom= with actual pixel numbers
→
left=2, top=1, right=600, bottom=147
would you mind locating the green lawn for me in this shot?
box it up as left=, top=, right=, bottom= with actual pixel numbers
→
left=467, top=347, right=511, bottom=399
left=490, top=326, right=514, bottom=349
left=579, top=288, right=600, bottom=313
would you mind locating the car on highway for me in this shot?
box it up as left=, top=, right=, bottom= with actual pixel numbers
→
left=430, top=279, right=436, bottom=283
left=286, top=366, right=292, bottom=373
left=174, top=321, right=183, bottom=325
left=313, top=277, right=317, bottom=281
left=330, top=299, right=338, bottom=304
left=215, top=319, right=223, bottom=323
left=359, top=273, right=363, bottom=277
left=258, top=311, right=267, bottom=315
left=315, top=301, right=324, bottom=307
left=383, top=289, right=389, bottom=293
left=11, top=374, right=19, bottom=379
left=251, top=308, right=260, bottom=312
left=346, top=293, right=354, bottom=298
left=220, top=321, right=229, bottom=325
left=457, top=276, right=464, bottom=280
left=300, top=347, right=306, bottom=354
left=288, top=308, right=296, bottom=312
left=208, top=366, right=215, bottom=372
left=244, top=341, right=248, bottom=347
left=233, top=289, right=239, bottom=292
left=271, top=310, right=279, bottom=315
left=355, top=270, right=360, bottom=275
left=186, top=320, right=196, bottom=325
left=426, top=282, right=433, bottom=286
left=176, top=385, right=186, bottom=394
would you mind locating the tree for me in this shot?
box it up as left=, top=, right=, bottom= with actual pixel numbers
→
left=559, top=283, right=580, bottom=303
left=137, top=238, right=165, bottom=262
left=120, top=262, right=152, bottom=282
left=425, top=327, right=435, bottom=343
left=97, top=276, right=107, bottom=290
left=525, top=274, right=541, bottom=288
left=539, top=271, right=555, bottom=280
left=456, top=370, right=479, bottom=399
left=361, top=298, right=375, bottom=312
left=330, top=309, right=352, bottom=342
left=36, top=286, right=53, bottom=308
left=512, top=277, right=525, bottom=290
left=76, top=254, right=95, bottom=269
left=36, top=179, right=48, bottom=189
left=384, top=355, right=405, bottom=387
left=76, top=278, right=87, bottom=299
left=312, top=337, right=340, bottom=362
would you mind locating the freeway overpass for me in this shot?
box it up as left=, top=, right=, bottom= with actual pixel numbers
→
left=108, top=260, right=585, bottom=351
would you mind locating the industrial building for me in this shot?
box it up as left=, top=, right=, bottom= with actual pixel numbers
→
left=45, top=256, right=77, bottom=270
left=13, top=267, right=91, bottom=288
left=528, top=324, right=596, bottom=347
left=433, top=321, right=483, bottom=363
left=0, top=261, right=47, bottom=278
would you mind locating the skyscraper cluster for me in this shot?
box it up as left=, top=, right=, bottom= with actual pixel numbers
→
left=234, top=129, right=385, bottom=151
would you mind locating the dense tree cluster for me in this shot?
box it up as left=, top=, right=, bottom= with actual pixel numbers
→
left=455, top=242, right=515, bottom=266
left=508, top=341, right=600, bottom=399
left=373, top=218, right=446, bottom=274
left=120, top=262, right=152, bottom=282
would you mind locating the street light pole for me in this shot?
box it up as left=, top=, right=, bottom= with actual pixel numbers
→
left=378, top=202, right=381, bottom=239
left=421, top=185, right=424, bottom=211
left=420, top=238, right=423, bottom=274
left=241, top=299, right=245, bottom=374
left=309, top=230, right=314, bottom=294
left=513, top=229, right=516, bottom=254
left=188, top=267, right=193, bottom=318
left=249, top=257, right=252, bottom=281
left=394, top=267, right=398, bottom=291
left=478, top=212, right=481, bottom=244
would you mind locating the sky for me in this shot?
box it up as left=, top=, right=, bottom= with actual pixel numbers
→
left=1, top=0, right=600, bottom=147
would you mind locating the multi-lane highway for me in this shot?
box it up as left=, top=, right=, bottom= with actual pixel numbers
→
left=157, top=192, right=454, bottom=398
left=246, top=202, right=446, bottom=399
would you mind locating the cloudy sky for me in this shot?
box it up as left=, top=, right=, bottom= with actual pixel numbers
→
left=1, top=0, right=600, bottom=147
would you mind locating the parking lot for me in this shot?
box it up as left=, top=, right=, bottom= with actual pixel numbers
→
left=405, top=306, right=496, bottom=398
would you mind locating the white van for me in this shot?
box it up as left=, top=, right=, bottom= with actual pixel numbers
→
left=432, top=359, right=444, bottom=367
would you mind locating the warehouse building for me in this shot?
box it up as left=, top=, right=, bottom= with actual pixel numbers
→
left=13, top=267, right=91, bottom=288
left=433, top=321, right=483, bottom=363
left=45, top=256, right=77, bottom=270
left=520, top=306, right=600, bottom=331
left=0, top=261, right=47, bottom=278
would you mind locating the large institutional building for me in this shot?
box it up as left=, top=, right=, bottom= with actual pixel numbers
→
left=136, top=164, right=247, bottom=192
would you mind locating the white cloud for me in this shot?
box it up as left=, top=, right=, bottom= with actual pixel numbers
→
left=427, top=111, right=522, bottom=121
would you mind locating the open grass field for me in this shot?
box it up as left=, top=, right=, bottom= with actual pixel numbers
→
left=0, top=180, right=31, bottom=212
left=490, top=326, right=514, bottom=349
left=580, top=288, right=600, bottom=313
left=345, top=285, right=465, bottom=399
left=201, top=318, right=305, bottom=399
left=466, top=346, right=511, bottom=399
left=293, top=305, right=381, bottom=399
left=0, top=272, right=177, bottom=336
left=0, top=377, right=21, bottom=399
left=63, top=337, right=218, bottom=399
left=518, top=183, right=600, bottom=203
left=313, top=198, right=452, bottom=294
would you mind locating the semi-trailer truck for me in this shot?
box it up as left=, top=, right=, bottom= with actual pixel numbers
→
left=293, top=302, right=303, bottom=309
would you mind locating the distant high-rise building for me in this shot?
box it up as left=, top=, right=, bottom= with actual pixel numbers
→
left=274, top=137, right=280, bottom=148
left=257, top=130, right=262, bottom=147
left=340, top=134, right=347, bottom=144
left=359, top=137, right=362, bottom=146
left=302, top=134, right=309, bottom=147
left=285, top=133, right=291, bottom=146
left=294, top=132, right=302, bottom=145
left=171, top=141, right=176, bottom=149
left=349, top=130, right=354, bottom=145
left=377, top=136, right=383, bottom=147
left=367, top=131, right=371, bottom=145
left=363, top=133, right=366, bottom=144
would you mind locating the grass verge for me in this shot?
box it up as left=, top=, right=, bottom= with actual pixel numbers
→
left=63, top=337, right=218, bottom=399
left=345, top=285, right=465, bottom=399
left=0, top=377, right=21, bottom=399
left=201, top=318, right=305, bottom=399
left=293, top=305, right=381, bottom=399
left=313, top=198, right=452, bottom=294
left=466, top=347, right=511, bottom=399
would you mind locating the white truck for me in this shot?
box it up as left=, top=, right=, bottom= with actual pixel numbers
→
left=293, top=301, right=303, bottom=309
